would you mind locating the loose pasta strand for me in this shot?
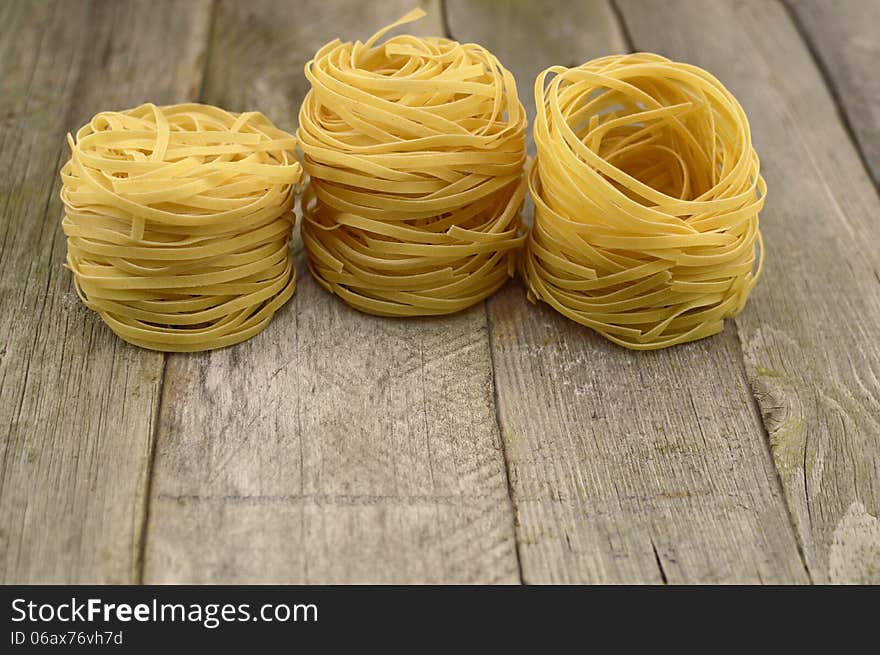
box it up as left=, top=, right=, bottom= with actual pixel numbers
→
left=524, top=53, right=765, bottom=350
left=61, top=103, right=302, bottom=352
left=298, top=9, right=528, bottom=316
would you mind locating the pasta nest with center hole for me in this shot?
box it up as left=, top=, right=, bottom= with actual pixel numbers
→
left=298, top=9, right=528, bottom=316
left=524, top=53, right=765, bottom=350
left=60, top=103, right=302, bottom=352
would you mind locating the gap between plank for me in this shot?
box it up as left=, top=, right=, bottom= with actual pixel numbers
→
left=438, top=0, right=453, bottom=45
left=196, top=0, right=220, bottom=105
left=649, top=538, right=669, bottom=584
left=136, top=0, right=218, bottom=584
left=136, top=355, right=167, bottom=584
left=485, top=302, right=526, bottom=585
left=780, top=0, right=880, bottom=199
left=607, top=0, right=636, bottom=55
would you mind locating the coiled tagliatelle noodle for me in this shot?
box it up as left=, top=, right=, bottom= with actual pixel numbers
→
left=61, top=103, right=302, bottom=351
left=524, top=53, right=765, bottom=350
left=298, top=9, right=527, bottom=316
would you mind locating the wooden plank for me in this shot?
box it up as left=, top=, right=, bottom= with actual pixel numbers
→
left=787, top=0, right=880, bottom=188
left=447, top=0, right=810, bottom=583
left=616, top=0, right=880, bottom=584
left=447, top=0, right=625, bottom=153
left=142, top=0, right=520, bottom=583
left=0, top=0, right=211, bottom=583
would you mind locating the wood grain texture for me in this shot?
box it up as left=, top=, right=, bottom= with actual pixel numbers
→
left=447, top=0, right=808, bottom=583
left=787, top=0, right=880, bottom=188
left=617, top=0, right=880, bottom=584
left=0, top=0, right=211, bottom=583
left=142, top=0, right=520, bottom=584
left=446, top=0, right=624, bottom=153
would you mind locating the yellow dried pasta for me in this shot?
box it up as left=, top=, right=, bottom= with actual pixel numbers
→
left=61, top=103, right=302, bottom=351
left=298, top=9, right=527, bottom=316
left=524, top=53, right=765, bottom=350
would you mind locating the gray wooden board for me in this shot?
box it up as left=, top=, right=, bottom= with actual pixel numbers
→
left=446, top=0, right=809, bottom=583
left=617, top=0, right=880, bottom=583
left=142, top=0, right=520, bottom=584
left=787, top=0, right=880, bottom=189
left=0, top=0, right=211, bottom=583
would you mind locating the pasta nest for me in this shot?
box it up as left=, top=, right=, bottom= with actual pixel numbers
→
left=298, top=9, right=528, bottom=316
left=525, top=53, right=765, bottom=350
left=60, top=103, right=302, bottom=352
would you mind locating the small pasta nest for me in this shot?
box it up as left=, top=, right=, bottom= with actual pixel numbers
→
left=60, top=103, right=302, bottom=352
left=524, top=53, right=765, bottom=350
left=298, top=9, right=527, bottom=316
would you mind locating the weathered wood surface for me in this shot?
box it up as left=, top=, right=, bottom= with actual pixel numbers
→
left=787, top=0, right=880, bottom=188
left=0, top=0, right=211, bottom=583
left=447, top=0, right=809, bottom=584
left=142, top=0, right=520, bottom=584
left=617, top=0, right=880, bottom=584
left=3, top=0, right=878, bottom=584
